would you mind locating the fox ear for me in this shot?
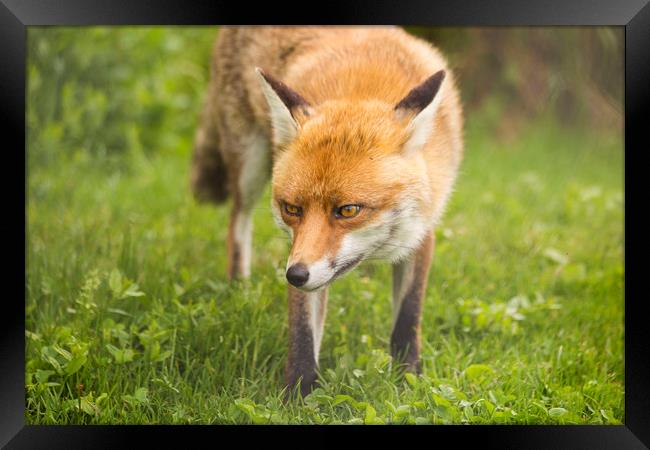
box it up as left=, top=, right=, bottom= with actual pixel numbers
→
left=255, top=67, right=312, bottom=148
left=395, top=70, right=446, bottom=154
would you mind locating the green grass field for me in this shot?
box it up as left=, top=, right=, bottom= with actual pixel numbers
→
left=26, top=103, right=624, bottom=424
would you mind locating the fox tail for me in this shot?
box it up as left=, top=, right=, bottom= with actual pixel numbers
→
left=190, top=95, right=229, bottom=205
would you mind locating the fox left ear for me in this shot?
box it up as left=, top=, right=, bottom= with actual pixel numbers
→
left=395, top=70, right=446, bottom=154
left=255, top=67, right=313, bottom=148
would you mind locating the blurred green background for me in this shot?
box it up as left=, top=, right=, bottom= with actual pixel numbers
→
left=26, top=27, right=623, bottom=425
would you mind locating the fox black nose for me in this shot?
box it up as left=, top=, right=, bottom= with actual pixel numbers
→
left=286, top=263, right=309, bottom=287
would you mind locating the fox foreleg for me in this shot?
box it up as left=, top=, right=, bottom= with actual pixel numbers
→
left=390, top=231, right=435, bottom=373
left=285, top=286, right=328, bottom=397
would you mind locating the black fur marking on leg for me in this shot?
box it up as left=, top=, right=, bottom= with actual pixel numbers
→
left=228, top=244, right=241, bottom=280
left=286, top=293, right=318, bottom=397
left=390, top=280, right=423, bottom=373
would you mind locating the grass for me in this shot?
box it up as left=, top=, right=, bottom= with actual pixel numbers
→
left=25, top=108, right=624, bottom=424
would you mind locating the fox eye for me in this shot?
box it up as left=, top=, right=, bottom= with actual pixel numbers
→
left=283, top=202, right=302, bottom=216
left=335, top=204, right=362, bottom=219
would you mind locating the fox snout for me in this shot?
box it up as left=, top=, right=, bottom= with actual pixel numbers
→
left=285, top=256, right=333, bottom=291
left=285, top=252, right=366, bottom=291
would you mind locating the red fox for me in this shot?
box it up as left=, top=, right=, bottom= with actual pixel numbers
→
left=191, top=26, right=463, bottom=396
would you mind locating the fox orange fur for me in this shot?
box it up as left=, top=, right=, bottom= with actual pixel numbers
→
left=191, top=26, right=463, bottom=396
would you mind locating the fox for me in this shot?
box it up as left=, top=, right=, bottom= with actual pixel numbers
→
left=191, top=26, right=463, bottom=397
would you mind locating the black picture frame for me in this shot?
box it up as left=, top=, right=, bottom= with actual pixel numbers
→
left=3, top=0, right=648, bottom=448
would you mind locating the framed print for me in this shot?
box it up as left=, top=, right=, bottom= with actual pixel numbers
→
left=2, top=0, right=648, bottom=448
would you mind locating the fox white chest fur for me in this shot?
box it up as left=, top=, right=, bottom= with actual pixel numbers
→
left=191, top=26, right=463, bottom=396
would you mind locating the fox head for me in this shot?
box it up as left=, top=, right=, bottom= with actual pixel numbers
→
left=256, top=67, right=447, bottom=291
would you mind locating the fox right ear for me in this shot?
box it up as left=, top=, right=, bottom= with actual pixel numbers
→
left=395, top=70, right=446, bottom=154
left=255, top=68, right=312, bottom=148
